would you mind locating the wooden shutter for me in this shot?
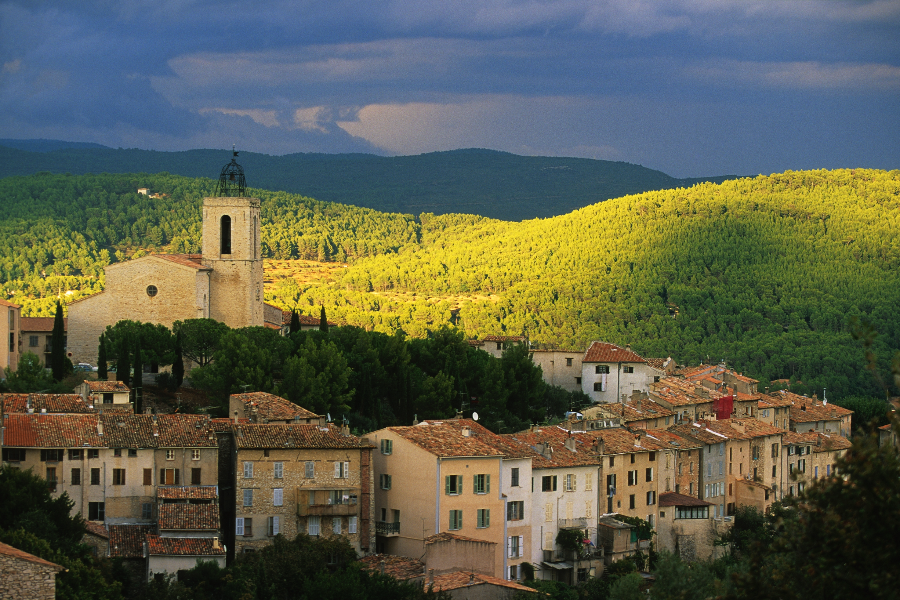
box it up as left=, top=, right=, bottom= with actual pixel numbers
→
left=143, top=469, right=152, bottom=486
left=343, top=461, right=349, bottom=478
left=518, top=536, right=524, bottom=557
left=235, top=518, right=244, bottom=536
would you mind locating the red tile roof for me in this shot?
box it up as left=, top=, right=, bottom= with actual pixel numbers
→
left=0, top=541, right=63, bottom=570
left=659, top=492, right=713, bottom=508
left=3, top=413, right=104, bottom=447
left=769, top=390, right=853, bottom=423
left=582, top=342, right=646, bottom=364
left=84, top=521, right=109, bottom=539
left=2, top=393, right=93, bottom=414
left=358, top=554, right=425, bottom=580
left=109, top=525, right=152, bottom=558
left=481, top=335, right=526, bottom=343
left=20, top=316, right=65, bottom=332
left=391, top=420, right=506, bottom=458
left=84, top=380, right=130, bottom=393
left=504, top=426, right=600, bottom=468
left=230, top=392, right=320, bottom=421
left=150, top=254, right=211, bottom=270
left=157, top=486, right=218, bottom=500
left=0, top=299, right=20, bottom=308
left=235, top=423, right=373, bottom=449
left=158, top=504, right=220, bottom=531
left=424, top=533, right=497, bottom=545
left=153, top=414, right=218, bottom=448
left=429, top=571, right=537, bottom=594
left=587, top=397, right=674, bottom=423
left=146, top=535, right=225, bottom=556
left=584, top=427, right=677, bottom=456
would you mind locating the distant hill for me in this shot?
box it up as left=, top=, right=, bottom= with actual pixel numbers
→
left=0, top=142, right=738, bottom=221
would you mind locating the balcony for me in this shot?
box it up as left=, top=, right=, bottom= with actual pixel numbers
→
left=297, top=488, right=359, bottom=516
left=298, top=501, right=358, bottom=517
left=558, top=517, right=587, bottom=529
left=375, top=521, right=400, bottom=537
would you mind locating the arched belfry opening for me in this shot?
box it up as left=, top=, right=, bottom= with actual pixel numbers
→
left=215, top=146, right=246, bottom=197
left=220, top=215, right=232, bottom=254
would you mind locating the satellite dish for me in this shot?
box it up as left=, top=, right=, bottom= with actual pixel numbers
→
left=327, top=412, right=332, bottom=422
left=472, top=412, right=479, bottom=421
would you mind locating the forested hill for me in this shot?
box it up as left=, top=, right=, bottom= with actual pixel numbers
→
left=0, top=142, right=736, bottom=221
left=0, top=168, right=898, bottom=400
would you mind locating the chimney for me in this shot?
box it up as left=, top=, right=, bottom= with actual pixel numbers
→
left=97, top=421, right=103, bottom=436
left=380, top=560, right=386, bottom=574
left=40, top=408, right=47, bottom=414
left=565, top=436, right=576, bottom=452
left=812, top=393, right=818, bottom=405
left=428, top=569, right=434, bottom=587
left=341, top=423, right=350, bottom=437
left=469, top=572, right=475, bottom=585
left=212, top=537, right=220, bottom=550
left=108, top=372, right=116, bottom=382
left=625, top=344, right=632, bottom=353
left=732, top=420, right=745, bottom=433
left=633, top=433, right=641, bottom=448
left=233, top=410, right=239, bottom=425
left=455, top=410, right=463, bottom=419
left=461, top=426, right=471, bottom=437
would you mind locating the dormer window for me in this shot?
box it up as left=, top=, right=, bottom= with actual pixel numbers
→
left=221, top=215, right=232, bottom=254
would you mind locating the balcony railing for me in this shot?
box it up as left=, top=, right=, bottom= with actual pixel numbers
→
left=558, top=517, right=587, bottom=529
left=375, top=521, right=400, bottom=537
left=298, top=501, right=358, bottom=517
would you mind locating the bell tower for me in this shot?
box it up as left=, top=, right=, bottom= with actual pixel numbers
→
left=201, top=149, right=264, bottom=328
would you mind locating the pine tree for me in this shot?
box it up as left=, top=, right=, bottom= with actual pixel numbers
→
left=117, top=336, right=131, bottom=388
left=97, top=334, right=107, bottom=379
left=133, top=340, right=143, bottom=414
left=290, top=309, right=301, bottom=334
left=50, top=300, right=66, bottom=382
left=319, top=306, right=329, bottom=333
left=172, top=332, right=184, bottom=389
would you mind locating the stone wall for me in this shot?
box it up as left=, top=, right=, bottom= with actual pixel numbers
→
left=0, top=552, right=61, bottom=600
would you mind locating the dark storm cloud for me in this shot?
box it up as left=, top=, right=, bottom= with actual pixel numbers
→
left=0, top=0, right=898, bottom=176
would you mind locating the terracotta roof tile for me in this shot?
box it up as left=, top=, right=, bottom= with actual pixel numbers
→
left=481, top=335, right=526, bottom=343
left=157, top=486, right=218, bottom=500
left=150, top=254, right=211, bottom=270
left=108, top=525, right=151, bottom=558
left=84, top=521, right=109, bottom=539
left=582, top=341, right=646, bottom=364
left=84, top=380, right=131, bottom=393
left=424, top=533, right=497, bottom=545
left=770, top=390, right=853, bottom=423
left=19, top=317, right=65, bottom=332
left=586, top=397, right=674, bottom=423
left=158, top=504, right=220, bottom=531
left=3, top=413, right=103, bottom=447
left=146, top=535, right=224, bottom=556
left=154, top=414, right=218, bottom=448
left=583, top=427, right=677, bottom=456
left=659, top=492, right=713, bottom=508
left=0, top=541, right=63, bottom=570
left=358, top=554, right=425, bottom=580
left=235, top=423, right=373, bottom=449
left=391, top=420, right=506, bottom=458
left=430, top=571, right=537, bottom=594
left=230, top=392, right=320, bottom=422
left=2, top=393, right=93, bottom=414
left=0, top=299, right=20, bottom=308
left=504, top=427, right=600, bottom=468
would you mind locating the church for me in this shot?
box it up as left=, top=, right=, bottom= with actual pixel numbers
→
left=67, top=152, right=282, bottom=365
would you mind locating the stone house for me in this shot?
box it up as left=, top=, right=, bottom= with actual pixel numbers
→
left=75, top=380, right=132, bottom=407
left=0, top=540, right=64, bottom=600
left=0, top=299, right=21, bottom=373
left=427, top=569, right=542, bottom=599
left=2, top=393, right=95, bottom=415
left=232, top=422, right=374, bottom=556
left=228, top=392, right=322, bottom=424
left=68, top=191, right=265, bottom=365
left=666, top=423, right=729, bottom=518
left=773, top=390, right=853, bottom=437
left=642, top=428, right=702, bottom=498
left=367, top=419, right=512, bottom=579
left=780, top=432, right=851, bottom=498
left=581, top=342, right=663, bottom=404
left=82, top=521, right=110, bottom=558
left=18, top=316, right=63, bottom=368
left=529, top=349, right=584, bottom=393
left=650, top=378, right=718, bottom=423
left=756, top=393, right=792, bottom=431
left=582, top=392, right=674, bottom=431
left=595, top=516, right=640, bottom=565
left=479, top=335, right=526, bottom=360
left=655, top=492, right=721, bottom=561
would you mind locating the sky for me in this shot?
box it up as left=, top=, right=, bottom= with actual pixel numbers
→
left=1, top=1, right=898, bottom=178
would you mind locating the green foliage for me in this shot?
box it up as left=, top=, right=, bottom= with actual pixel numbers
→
left=831, top=395, right=891, bottom=431
left=608, top=572, right=644, bottom=600
left=516, top=579, right=580, bottom=600
left=649, top=552, right=739, bottom=600
left=556, top=528, right=587, bottom=553
left=278, top=334, right=353, bottom=415
left=132, top=339, right=143, bottom=413
left=104, top=320, right=175, bottom=369
left=171, top=332, right=184, bottom=388
left=614, top=515, right=654, bottom=542
left=173, top=318, right=230, bottom=367
left=4, top=352, right=55, bottom=392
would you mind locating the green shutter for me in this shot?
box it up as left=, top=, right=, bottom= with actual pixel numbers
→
left=485, top=510, right=490, bottom=527
left=445, top=475, right=450, bottom=495
left=486, top=474, right=490, bottom=493
left=474, top=474, right=478, bottom=492
left=459, top=476, right=462, bottom=495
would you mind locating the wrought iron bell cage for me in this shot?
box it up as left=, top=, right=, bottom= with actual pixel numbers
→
left=215, top=148, right=246, bottom=197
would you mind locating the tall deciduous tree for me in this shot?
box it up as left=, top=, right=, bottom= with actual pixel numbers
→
left=50, top=300, right=66, bottom=381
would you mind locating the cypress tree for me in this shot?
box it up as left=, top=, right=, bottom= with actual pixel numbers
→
left=117, top=336, right=131, bottom=388
left=290, top=309, right=301, bottom=334
left=133, top=340, right=143, bottom=414
left=50, top=300, right=66, bottom=381
left=97, top=334, right=107, bottom=379
left=172, top=333, right=185, bottom=389
left=319, top=306, right=329, bottom=333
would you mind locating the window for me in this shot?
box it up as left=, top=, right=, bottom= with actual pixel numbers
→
left=798, top=459, right=806, bottom=473
left=545, top=503, right=553, bottom=522
left=71, top=468, right=81, bottom=485
left=593, top=382, right=604, bottom=392
left=380, top=474, right=392, bottom=489
left=274, top=462, right=284, bottom=479
left=90, top=468, right=101, bottom=485
left=146, top=285, right=158, bottom=297
left=243, top=518, right=254, bottom=537
left=88, top=449, right=99, bottom=459
left=609, top=456, right=615, bottom=467
left=595, top=365, right=609, bottom=374
left=474, top=474, right=490, bottom=494
left=143, top=469, right=152, bottom=485
left=566, top=358, right=573, bottom=367
left=88, top=502, right=105, bottom=521
left=380, top=439, right=393, bottom=455
left=507, top=501, right=524, bottom=521
left=305, top=461, right=315, bottom=478
left=772, top=465, right=777, bottom=478
left=826, top=464, right=831, bottom=477
left=128, top=449, right=138, bottom=457
left=334, top=461, right=350, bottom=478
left=798, top=482, right=805, bottom=493
left=585, top=473, right=592, bottom=491
left=68, top=449, right=83, bottom=460
left=541, top=475, right=557, bottom=492
left=565, top=473, right=576, bottom=491
left=113, top=449, right=122, bottom=457
left=2, top=448, right=25, bottom=462
left=102, top=393, right=113, bottom=404
left=46, top=467, right=57, bottom=492
left=623, top=365, right=634, bottom=373
left=166, top=449, right=175, bottom=460
left=675, top=506, right=709, bottom=519
left=771, top=443, right=779, bottom=458
left=243, top=462, right=254, bottom=478
left=449, top=510, right=463, bottom=530
left=113, top=469, right=126, bottom=485
left=349, top=516, right=358, bottom=534
left=191, top=468, right=201, bottom=485
left=268, top=516, right=281, bottom=537
left=274, top=488, right=283, bottom=506
left=814, top=466, right=819, bottom=478
left=220, top=215, right=232, bottom=254
left=511, top=467, right=520, bottom=487
left=508, top=535, right=524, bottom=558
left=446, top=475, right=463, bottom=495
left=332, top=517, right=342, bottom=535
left=752, top=446, right=760, bottom=460
left=575, top=377, right=582, bottom=385
left=142, top=503, right=153, bottom=519
left=629, top=494, right=636, bottom=509
left=631, top=453, right=636, bottom=464
left=40, top=449, right=63, bottom=462
left=264, top=449, right=270, bottom=457
left=160, top=468, right=180, bottom=485
left=647, top=491, right=656, bottom=505
left=29, top=334, right=39, bottom=347
left=628, top=470, right=638, bottom=486
left=510, top=565, right=519, bottom=581
left=645, top=467, right=653, bottom=482
left=243, top=489, right=253, bottom=506
left=476, top=509, right=490, bottom=528
left=192, top=449, right=201, bottom=460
